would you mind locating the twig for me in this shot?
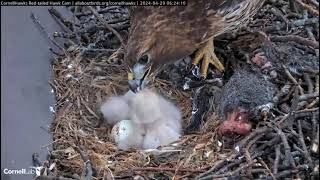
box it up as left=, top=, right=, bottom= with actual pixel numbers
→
left=311, top=112, right=318, bottom=140
left=295, top=0, right=319, bottom=16
left=79, top=47, right=116, bottom=53
left=268, top=164, right=309, bottom=179
left=35, top=176, right=76, bottom=180
left=73, top=146, right=93, bottom=180
left=244, top=149, right=253, bottom=178
left=54, top=102, right=73, bottom=121
left=270, top=7, right=289, bottom=29
left=298, top=92, right=319, bottom=101
left=270, top=35, right=319, bottom=48
left=282, top=65, right=304, bottom=94
left=131, top=167, right=206, bottom=173
left=195, top=154, right=238, bottom=179
left=87, top=6, right=125, bottom=47
left=316, top=76, right=319, bottom=93
left=304, top=74, right=314, bottom=94
left=276, top=127, right=296, bottom=168
left=259, top=158, right=276, bottom=180
left=246, top=133, right=265, bottom=152
left=302, top=67, right=319, bottom=75
left=76, top=22, right=129, bottom=35
left=237, top=127, right=271, bottom=150
left=297, top=119, right=314, bottom=167
left=291, top=17, right=319, bottom=27
left=294, top=107, right=319, bottom=114
left=198, top=160, right=257, bottom=180
left=311, top=124, right=319, bottom=154
left=289, top=0, right=298, bottom=13
left=215, top=158, right=245, bottom=174
left=307, top=0, right=319, bottom=7
left=273, top=145, right=281, bottom=174
left=256, top=135, right=281, bottom=152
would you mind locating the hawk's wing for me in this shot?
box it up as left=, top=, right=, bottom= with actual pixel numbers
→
left=127, top=0, right=263, bottom=45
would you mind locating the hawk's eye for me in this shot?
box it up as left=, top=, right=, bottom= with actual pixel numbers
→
left=138, top=54, right=149, bottom=65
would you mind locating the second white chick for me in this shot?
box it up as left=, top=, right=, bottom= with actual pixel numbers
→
left=100, top=90, right=136, bottom=126
left=142, top=120, right=181, bottom=149
left=129, top=89, right=182, bottom=149
left=100, top=96, right=130, bottom=126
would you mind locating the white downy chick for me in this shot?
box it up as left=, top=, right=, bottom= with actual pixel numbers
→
left=100, top=90, right=136, bottom=125
left=142, top=97, right=182, bottom=149
left=157, top=96, right=182, bottom=132
left=129, top=90, right=162, bottom=125
left=122, top=90, right=135, bottom=102
left=129, top=89, right=182, bottom=149
left=100, top=96, right=130, bottom=125
left=142, top=120, right=181, bottom=149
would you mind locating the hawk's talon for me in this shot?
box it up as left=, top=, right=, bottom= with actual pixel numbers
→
left=191, top=38, right=225, bottom=79
left=189, top=64, right=196, bottom=71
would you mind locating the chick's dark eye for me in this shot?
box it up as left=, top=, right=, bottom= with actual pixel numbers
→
left=138, top=54, right=149, bottom=65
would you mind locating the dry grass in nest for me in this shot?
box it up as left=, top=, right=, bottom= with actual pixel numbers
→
left=49, top=49, right=224, bottom=179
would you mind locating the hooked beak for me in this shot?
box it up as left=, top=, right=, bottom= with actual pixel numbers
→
left=128, top=63, right=151, bottom=93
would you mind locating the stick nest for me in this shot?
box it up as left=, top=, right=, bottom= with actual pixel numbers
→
left=36, top=2, right=319, bottom=180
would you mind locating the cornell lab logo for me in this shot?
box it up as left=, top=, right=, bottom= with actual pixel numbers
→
left=3, top=168, right=36, bottom=175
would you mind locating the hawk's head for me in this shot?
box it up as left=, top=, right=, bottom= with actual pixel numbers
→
left=124, top=6, right=197, bottom=93
left=125, top=29, right=191, bottom=93
left=125, top=31, right=166, bottom=93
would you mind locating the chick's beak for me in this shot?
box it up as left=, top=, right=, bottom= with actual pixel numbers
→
left=128, top=63, right=151, bottom=93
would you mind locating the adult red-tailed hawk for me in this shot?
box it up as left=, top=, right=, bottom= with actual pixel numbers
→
left=124, top=0, right=266, bottom=136
left=126, top=0, right=266, bottom=92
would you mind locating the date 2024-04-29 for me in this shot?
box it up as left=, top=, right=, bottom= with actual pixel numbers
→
left=138, top=0, right=187, bottom=6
